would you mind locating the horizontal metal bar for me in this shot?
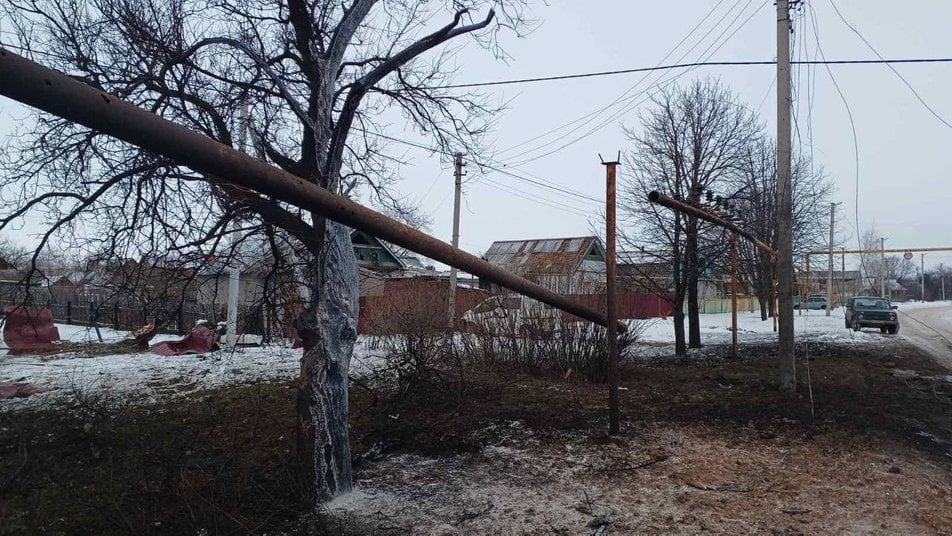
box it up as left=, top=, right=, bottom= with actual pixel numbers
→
left=0, top=47, right=625, bottom=333
left=807, top=247, right=952, bottom=257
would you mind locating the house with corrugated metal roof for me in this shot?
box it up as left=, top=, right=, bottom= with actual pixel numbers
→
left=482, top=236, right=606, bottom=294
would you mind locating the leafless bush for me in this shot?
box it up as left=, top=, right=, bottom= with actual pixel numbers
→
left=367, top=290, right=458, bottom=394
left=458, top=296, right=645, bottom=382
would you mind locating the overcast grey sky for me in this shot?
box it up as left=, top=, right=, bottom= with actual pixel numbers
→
left=2, top=0, right=951, bottom=271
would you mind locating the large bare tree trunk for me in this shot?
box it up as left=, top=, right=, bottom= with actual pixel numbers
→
left=297, top=221, right=359, bottom=503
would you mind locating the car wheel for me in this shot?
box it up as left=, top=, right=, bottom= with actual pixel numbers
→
left=880, top=327, right=888, bottom=334
left=889, top=325, right=899, bottom=335
left=852, top=320, right=861, bottom=332
left=821, top=305, right=827, bottom=310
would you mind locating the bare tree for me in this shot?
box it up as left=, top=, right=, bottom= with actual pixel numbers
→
left=0, top=0, right=530, bottom=502
left=620, top=79, right=759, bottom=353
left=730, top=139, right=833, bottom=320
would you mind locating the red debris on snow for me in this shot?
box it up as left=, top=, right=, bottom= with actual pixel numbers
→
left=0, top=381, right=45, bottom=399
left=151, top=324, right=219, bottom=356
left=2, top=306, right=60, bottom=354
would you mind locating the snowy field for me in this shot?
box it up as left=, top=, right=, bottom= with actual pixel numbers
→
left=0, top=324, right=384, bottom=407
left=635, top=306, right=879, bottom=346
left=1, top=305, right=925, bottom=408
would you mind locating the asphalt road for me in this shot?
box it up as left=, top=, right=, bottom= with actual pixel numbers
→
left=897, top=304, right=952, bottom=369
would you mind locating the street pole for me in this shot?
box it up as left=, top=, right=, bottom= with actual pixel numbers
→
left=603, top=158, right=620, bottom=435
left=226, top=100, right=250, bottom=347
left=827, top=203, right=837, bottom=315
left=942, top=263, right=946, bottom=301
left=921, top=253, right=925, bottom=301
left=730, top=232, right=738, bottom=358
left=880, top=237, right=886, bottom=298
left=776, top=0, right=796, bottom=392
left=447, top=153, right=464, bottom=329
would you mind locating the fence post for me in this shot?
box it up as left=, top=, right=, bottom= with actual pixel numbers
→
left=177, top=305, right=184, bottom=334
left=66, top=301, right=72, bottom=325
left=89, top=300, right=96, bottom=326
left=113, top=303, right=120, bottom=330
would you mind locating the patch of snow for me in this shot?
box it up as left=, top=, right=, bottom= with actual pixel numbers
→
left=631, top=307, right=879, bottom=347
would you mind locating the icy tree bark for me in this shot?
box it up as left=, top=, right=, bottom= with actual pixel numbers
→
left=298, top=221, right=359, bottom=502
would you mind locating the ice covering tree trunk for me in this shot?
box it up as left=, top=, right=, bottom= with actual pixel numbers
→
left=297, top=221, right=359, bottom=501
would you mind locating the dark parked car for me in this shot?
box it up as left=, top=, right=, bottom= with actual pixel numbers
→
left=844, top=296, right=899, bottom=334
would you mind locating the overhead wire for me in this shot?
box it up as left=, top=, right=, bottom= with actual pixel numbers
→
left=499, top=0, right=772, bottom=167
left=498, top=0, right=766, bottom=165
left=491, top=0, right=737, bottom=158
left=826, top=0, right=952, bottom=130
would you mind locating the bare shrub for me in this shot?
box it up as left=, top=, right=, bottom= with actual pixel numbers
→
left=367, top=288, right=458, bottom=394
left=458, top=295, right=645, bottom=382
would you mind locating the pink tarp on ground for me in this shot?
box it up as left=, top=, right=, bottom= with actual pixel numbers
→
left=2, top=306, right=60, bottom=354
left=0, top=381, right=45, bottom=399
left=151, top=325, right=220, bottom=356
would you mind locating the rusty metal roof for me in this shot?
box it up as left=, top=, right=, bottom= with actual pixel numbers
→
left=484, top=236, right=605, bottom=276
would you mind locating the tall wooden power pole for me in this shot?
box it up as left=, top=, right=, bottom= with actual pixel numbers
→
left=921, top=253, right=926, bottom=300
left=776, top=0, right=796, bottom=391
left=448, top=153, right=464, bottom=328
left=880, top=237, right=887, bottom=298
left=826, top=202, right=838, bottom=316
left=603, top=158, right=620, bottom=435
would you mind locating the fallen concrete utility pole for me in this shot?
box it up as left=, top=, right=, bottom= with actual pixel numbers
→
left=647, top=192, right=776, bottom=257
left=0, top=47, right=624, bottom=333
left=648, top=190, right=778, bottom=356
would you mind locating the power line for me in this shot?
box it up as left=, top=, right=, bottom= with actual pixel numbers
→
left=427, top=57, right=952, bottom=90
left=501, top=0, right=769, bottom=167
left=494, top=0, right=734, bottom=158
left=351, top=128, right=602, bottom=206
left=826, top=0, right=952, bottom=130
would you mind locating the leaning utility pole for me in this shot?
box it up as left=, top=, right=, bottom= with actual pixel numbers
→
left=776, top=0, right=796, bottom=392
left=603, top=157, right=620, bottom=436
left=447, top=153, right=464, bottom=328
left=826, top=202, right=838, bottom=316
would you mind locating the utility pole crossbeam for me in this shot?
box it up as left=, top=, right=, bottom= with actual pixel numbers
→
left=448, top=153, right=464, bottom=329
left=0, top=48, right=627, bottom=334
left=776, top=0, right=796, bottom=393
left=603, top=158, right=621, bottom=436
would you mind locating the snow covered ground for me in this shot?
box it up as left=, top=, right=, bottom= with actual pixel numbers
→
left=0, top=305, right=911, bottom=408
left=0, top=324, right=385, bottom=408
left=634, top=306, right=880, bottom=346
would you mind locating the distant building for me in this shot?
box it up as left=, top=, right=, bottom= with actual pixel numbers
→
left=482, top=236, right=606, bottom=294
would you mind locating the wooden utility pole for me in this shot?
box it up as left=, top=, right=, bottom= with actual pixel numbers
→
left=942, top=263, right=946, bottom=301
left=603, top=158, right=620, bottom=435
left=921, top=253, right=926, bottom=301
left=776, top=0, right=796, bottom=392
left=448, top=153, right=464, bottom=328
left=880, top=237, right=887, bottom=298
left=827, top=202, right=838, bottom=316
left=730, top=232, right=738, bottom=358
